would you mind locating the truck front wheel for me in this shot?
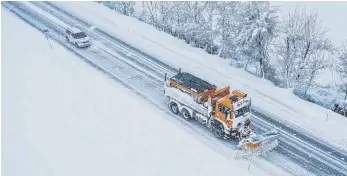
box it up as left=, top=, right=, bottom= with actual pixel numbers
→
left=213, top=124, right=225, bottom=139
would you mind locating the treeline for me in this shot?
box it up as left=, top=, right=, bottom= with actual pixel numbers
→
left=100, top=1, right=347, bottom=116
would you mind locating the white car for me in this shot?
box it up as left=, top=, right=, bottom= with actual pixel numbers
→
left=65, top=27, right=91, bottom=48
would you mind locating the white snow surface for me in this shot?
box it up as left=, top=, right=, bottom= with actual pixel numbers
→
left=52, top=2, right=347, bottom=151
left=2, top=8, right=276, bottom=176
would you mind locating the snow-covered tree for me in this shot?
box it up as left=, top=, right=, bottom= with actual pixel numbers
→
left=184, top=1, right=210, bottom=46
left=274, top=11, right=303, bottom=87
left=165, top=2, right=188, bottom=37
left=140, top=1, right=212, bottom=48
left=103, top=2, right=135, bottom=16
left=275, top=7, right=334, bottom=95
left=202, top=2, right=218, bottom=54
left=118, top=2, right=135, bottom=16
left=143, top=2, right=159, bottom=25
left=337, top=42, right=347, bottom=100
left=338, top=42, right=347, bottom=80
left=215, top=2, right=240, bottom=59
left=153, top=2, right=176, bottom=32
left=234, top=2, right=278, bottom=78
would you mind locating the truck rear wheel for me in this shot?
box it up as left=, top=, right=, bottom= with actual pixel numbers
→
left=170, top=102, right=179, bottom=115
left=181, top=108, right=191, bottom=120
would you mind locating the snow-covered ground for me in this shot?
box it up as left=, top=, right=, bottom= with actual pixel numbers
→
left=2, top=7, right=278, bottom=176
left=52, top=2, right=347, bottom=152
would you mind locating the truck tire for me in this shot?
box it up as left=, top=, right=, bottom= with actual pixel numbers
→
left=170, top=102, right=179, bottom=115
left=212, top=123, right=224, bottom=139
left=181, top=108, right=191, bottom=121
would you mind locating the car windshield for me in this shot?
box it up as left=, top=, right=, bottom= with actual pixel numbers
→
left=73, top=32, right=87, bottom=39
left=234, top=104, right=250, bottom=118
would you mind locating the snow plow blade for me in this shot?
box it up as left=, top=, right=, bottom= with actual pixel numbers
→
left=235, top=129, right=280, bottom=159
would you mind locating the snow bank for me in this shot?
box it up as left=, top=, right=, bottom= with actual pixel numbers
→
left=2, top=7, right=275, bottom=176
left=52, top=2, right=347, bottom=151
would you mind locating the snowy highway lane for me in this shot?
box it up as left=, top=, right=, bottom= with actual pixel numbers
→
left=3, top=1, right=347, bottom=176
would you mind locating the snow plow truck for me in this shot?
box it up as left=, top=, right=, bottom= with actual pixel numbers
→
left=164, top=71, right=279, bottom=156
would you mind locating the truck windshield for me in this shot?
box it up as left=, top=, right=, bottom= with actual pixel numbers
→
left=73, top=32, right=87, bottom=39
left=235, top=104, right=250, bottom=118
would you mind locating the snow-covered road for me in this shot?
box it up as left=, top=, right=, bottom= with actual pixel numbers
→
left=2, top=1, right=347, bottom=176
